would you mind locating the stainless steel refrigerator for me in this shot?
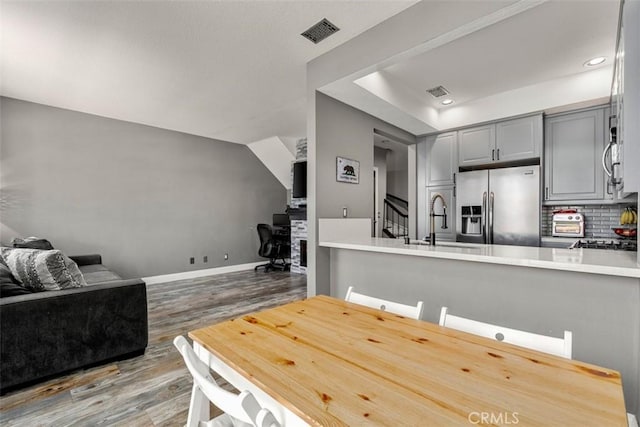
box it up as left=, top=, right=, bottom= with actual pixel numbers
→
left=456, top=165, right=540, bottom=246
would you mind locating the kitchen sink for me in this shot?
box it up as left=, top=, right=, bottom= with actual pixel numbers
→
left=438, top=242, right=480, bottom=249
left=407, top=239, right=431, bottom=246
left=406, top=240, right=479, bottom=249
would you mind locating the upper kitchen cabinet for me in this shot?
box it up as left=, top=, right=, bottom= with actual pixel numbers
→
left=544, top=107, right=605, bottom=202
left=425, top=132, right=457, bottom=186
left=458, top=114, right=542, bottom=167
left=495, top=115, right=542, bottom=162
left=458, top=124, right=495, bottom=167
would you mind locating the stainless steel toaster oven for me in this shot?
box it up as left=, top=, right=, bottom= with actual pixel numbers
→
left=552, top=212, right=584, bottom=237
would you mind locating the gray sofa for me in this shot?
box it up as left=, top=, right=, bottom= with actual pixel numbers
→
left=0, top=254, right=148, bottom=393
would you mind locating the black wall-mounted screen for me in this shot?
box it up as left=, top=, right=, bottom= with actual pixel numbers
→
left=293, top=161, right=307, bottom=198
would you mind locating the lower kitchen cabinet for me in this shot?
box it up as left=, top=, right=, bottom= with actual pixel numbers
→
left=544, top=107, right=605, bottom=201
left=425, top=186, right=456, bottom=242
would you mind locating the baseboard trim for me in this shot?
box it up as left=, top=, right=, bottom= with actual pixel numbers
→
left=142, top=262, right=264, bottom=285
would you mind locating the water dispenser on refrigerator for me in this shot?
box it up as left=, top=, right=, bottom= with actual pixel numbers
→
left=460, top=206, right=482, bottom=236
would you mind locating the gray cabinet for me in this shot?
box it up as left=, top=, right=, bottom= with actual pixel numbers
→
left=496, top=115, right=542, bottom=162
left=458, top=115, right=542, bottom=167
left=458, top=125, right=494, bottom=167
left=417, top=136, right=458, bottom=240
left=544, top=108, right=605, bottom=201
left=620, top=0, right=640, bottom=193
left=426, top=186, right=456, bottom=242
left=426, top=132, right=457, bottom=186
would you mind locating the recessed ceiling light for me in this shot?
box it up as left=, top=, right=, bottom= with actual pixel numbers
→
left=441, top=99, right=454, bottom=105
left=584, top=57, right=606, bottom=67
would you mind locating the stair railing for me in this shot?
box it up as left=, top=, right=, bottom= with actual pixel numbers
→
left=386, top=194, right=408, bottom=211
left=383, top=198, right=408, bottom=238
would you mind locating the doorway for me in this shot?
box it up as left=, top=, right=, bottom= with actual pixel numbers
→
left=374, top=130, right=411, bottom=238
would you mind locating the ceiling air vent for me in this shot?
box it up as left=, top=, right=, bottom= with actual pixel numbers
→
left=301, top=18, right=340, bottom=44
left=426, top=86, right=450, bottom=98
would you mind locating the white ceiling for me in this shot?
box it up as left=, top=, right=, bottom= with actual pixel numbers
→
left=1, top=1, right=622, bottom=146
left=383, top=1, right=618, bottom=110
left=0, top=0, right=417, bottom=144
left=324, top=0, right=620, bottom=134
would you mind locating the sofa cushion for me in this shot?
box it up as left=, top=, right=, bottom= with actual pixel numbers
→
left=11, top=237, right=55, bottom=250
left=0, top=281, right=34, bottom=297
left=0, top=255, right=20, bottom=286
left=79, top=264, right=122, bottom=284
left=0, top=247, right=87, bottom=291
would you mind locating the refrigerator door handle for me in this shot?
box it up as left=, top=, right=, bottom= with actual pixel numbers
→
left=482, top=191, right=488, bottom=243
left=489, top=192, right=495, bottom=244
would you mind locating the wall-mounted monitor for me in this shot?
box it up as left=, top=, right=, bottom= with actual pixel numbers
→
left=293, top=161, right=307, bottom=198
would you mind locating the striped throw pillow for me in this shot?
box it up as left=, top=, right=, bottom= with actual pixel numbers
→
left=0, top=247, right=86, bottom=291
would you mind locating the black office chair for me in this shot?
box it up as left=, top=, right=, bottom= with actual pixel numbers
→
left=255, top=224, right=290, bottom=272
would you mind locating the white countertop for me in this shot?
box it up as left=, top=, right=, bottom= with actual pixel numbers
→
left=319, top=237, right=640, bottom=278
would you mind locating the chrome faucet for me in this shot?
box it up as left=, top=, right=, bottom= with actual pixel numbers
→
left=429, top=193, right=448, bottom=245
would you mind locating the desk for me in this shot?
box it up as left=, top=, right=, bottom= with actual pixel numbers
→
left=272, top=226, right=291, bottom=260
left=189, top=296, right=627, bottom=426
left=272, top=226, right=291, bottom=241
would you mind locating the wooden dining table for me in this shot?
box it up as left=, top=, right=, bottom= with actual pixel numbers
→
left=189, top=295, right=628, bottom=426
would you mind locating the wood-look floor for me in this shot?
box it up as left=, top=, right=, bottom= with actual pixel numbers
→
left=0, top=270, right=307, bottom=426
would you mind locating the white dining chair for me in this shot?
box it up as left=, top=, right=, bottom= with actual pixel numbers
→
left=174, top=336, right=281, bottom=427
left=438, top=307, right=572, bottom=359
left=345, top=286, right=424, bottom=319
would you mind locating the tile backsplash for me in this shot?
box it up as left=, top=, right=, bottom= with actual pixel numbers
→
left=542, top=204, right=637, bottom=238
left=295, top=137, right=307, bottom=160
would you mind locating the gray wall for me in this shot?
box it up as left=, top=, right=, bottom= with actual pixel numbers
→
left=315, top=93, right=415, bottom=220
left=316, top=93, right=370, bottom=221
left=314, top=92, right=415, bottom=295
left=0, top=97, right=286, bottom=278
left=386, top=145, right=409, bottom=201
left=330, top=248, right=640, bottom=417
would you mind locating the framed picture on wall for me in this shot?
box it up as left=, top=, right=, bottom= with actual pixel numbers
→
left=336, top=156, right=359, bottom=184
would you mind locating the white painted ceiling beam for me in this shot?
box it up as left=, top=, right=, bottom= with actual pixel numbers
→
left=248, top=136, right=296, bottom=189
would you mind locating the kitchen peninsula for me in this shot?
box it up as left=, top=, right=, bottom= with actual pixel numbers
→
left=319, top=229, right=640, bottom=416
left=321, top=236, right=640, bottom=277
